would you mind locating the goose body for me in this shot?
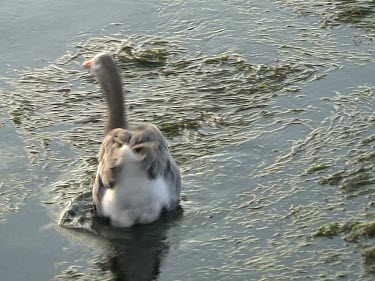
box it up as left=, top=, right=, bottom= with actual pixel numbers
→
left=83, top=53, right=181, bottom=227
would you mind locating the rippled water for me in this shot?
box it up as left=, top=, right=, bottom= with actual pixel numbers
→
left=0, top=0, right=374, bottom=280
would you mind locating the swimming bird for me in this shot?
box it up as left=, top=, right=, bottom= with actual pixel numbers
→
left=82, top=52, right=181, bottom=227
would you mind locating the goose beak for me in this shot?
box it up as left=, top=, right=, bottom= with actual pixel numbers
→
left=82, top=59, right=94, bottom=70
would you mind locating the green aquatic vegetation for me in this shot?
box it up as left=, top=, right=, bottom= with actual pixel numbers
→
left=362, top=246, right=375, bottom=264
left=263, top=86, right=375, bottom=186
left=314, top=221, right=375, bottom=241
left=362, top=246, right=375, bottom=274
left=345, top=221, right=375, bottom=242
left=41, top=138, right=51, bottom=147
left=1, top=35, right=316, bottom=208
left=203, top=53, right=232, bottom=64
left=335, top=5, right=373, bottom=24
left=320, top=19, right=330, bottom=29
left=256, top=84, right=374, bottom=276
left=2, top=26, right=374, bottom=279
left=138, top=48, right=168, bottom=63
left=11, top=108, right=24, bottom=125
left=341, top=173, right=374, bottom=192
left=360, top=135, right=375, bottom=146
left=277, top=0, right=375, bottom=32
left=159, top=119, right=201, bottom=138
left=362, top=247, right=375, bottom=274
left=314, top=222, right=341, bottom=238
left=314, top=220, right=375, bottom=243
left=118, top=45, right=169, bottom=66
left=306, top=162, right=330, bottom=173
left=318, top=171, right=345, bottom=185
left=319, top=164, right=375, bottom=192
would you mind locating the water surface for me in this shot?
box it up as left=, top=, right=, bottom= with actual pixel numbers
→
left=0, top=0, right=374, bottom=280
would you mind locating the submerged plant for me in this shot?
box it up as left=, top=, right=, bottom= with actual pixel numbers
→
left=306, top=162, right=330, bottom=173
left=362, top=246, right=375, bottom=264
left=314, top=222, right=341, bottom=238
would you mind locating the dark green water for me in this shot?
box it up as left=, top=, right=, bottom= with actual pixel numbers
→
left=0, top=0, right=374, bottom=280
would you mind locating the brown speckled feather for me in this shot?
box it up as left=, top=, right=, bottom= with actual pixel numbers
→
left=92, top=124, right=181, bottom=214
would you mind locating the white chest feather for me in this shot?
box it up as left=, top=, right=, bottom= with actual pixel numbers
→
left=100, top=149, right=172, bottom=227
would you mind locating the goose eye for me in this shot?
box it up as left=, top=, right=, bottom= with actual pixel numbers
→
left=133, top=146, right=144, bottom=154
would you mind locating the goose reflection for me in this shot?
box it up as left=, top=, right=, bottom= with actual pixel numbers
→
left=58, top=192, right=182, bottom=281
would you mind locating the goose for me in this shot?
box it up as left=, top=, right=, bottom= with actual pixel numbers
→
left=82, top=52, right=181, bottom=227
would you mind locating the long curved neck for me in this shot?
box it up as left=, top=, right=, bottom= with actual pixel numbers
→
left=98, top=65, right=129, bottom=134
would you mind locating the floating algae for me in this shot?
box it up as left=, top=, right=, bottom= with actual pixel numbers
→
left=159, top=118, right=201, bottom=139
left=314, top=221, right=375, bottom=240
left=0, top=34, right=318, bottom=209
left=241, top=83, right=375, bottom=278
left=346, top=221, right=375, bottom=242
left=306, top=162, right=331, bottom=173
left=0, top=33, right=323, bottom=279
left=118, top=45, right=169, bottom=66
left=314, top=220, right=375, bottom=273
left=315, top=222, right=341, bottom=237
left=261, top=86, right=375, bottom=196
left=316, top=88, right=375, bottom=196
left=277, top=0, right=375, bottom=33
left=0, top=112, right=31, bottom=222
left=362, top=246, right=375, bottom=271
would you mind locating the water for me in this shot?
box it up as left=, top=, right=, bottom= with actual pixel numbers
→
left=0, top=0, right=374, bottom=280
